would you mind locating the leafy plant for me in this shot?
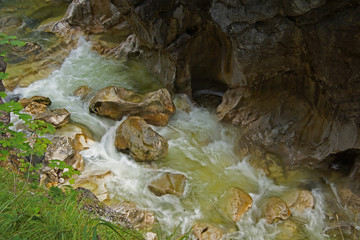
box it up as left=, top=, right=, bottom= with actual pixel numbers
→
left=0, top=33, right=26, bottom=60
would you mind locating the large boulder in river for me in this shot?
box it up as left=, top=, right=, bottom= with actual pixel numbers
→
left=19, top=96, right=52, bottom=108
left=89, top=87, right=175, bottom=126
left=35, top=108, right=71, bottom=128
left=114, top=116, right=168, bottom=162
left=264, top=197, right=291, bottom=224
left=148, top=172, right=186, bottom=197
left=224, top=188, right=253, bottom=222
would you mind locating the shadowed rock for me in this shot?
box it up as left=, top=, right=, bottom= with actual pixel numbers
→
left=115, top=116, right=168, bottom=162
left=89, top=86, right=175, bottom=126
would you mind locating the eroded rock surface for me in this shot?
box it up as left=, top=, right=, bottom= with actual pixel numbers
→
left=114, top=116, right=168, bottom=162
left=86, top=0, right=360, bottom=169
left=89, top=86, right=175, bottom=126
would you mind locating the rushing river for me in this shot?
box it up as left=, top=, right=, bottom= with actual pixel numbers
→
left=9, top=38, right=350, bottom=239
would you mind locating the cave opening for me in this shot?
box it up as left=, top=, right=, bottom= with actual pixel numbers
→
left=324, top=149, right=360, bottom=176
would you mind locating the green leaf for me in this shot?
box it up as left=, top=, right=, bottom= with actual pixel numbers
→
left=0, top=72, right=9, bottom=80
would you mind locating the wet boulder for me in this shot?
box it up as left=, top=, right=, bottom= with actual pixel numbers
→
left=264, top=197, right=291, bottom=224
left=24, top=101, right=48, bottom=115
left=192, top=223, right=223, bottom=240
left=19, top=96, right=52, bottom=108
left=73, top=85, right=92, bottom=99
left=148, top=172, right=186, bottom=197
left=89, top=86, right=175, bottom=126
left=111, top=202, right=155, bottom=230
left=35, top=108, right=71, bottom=128
left=114, top=116, right=168, bottom=162
left=224, top=188, right=253, bottom=222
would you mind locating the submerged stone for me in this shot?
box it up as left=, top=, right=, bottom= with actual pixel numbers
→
left=192, top=223, right=223, bottom=240
left=89, top=86, right=175, bottom=126
left=73, top=85, right=92, bottom=99
left=276, top=220, right=299, bottom=240
left=115, top=116, right=168, bottom=162
left=283, top=190, right=314, bottom=213
left=148, top=172, right=186, bottom=197
left=264, top=197, right=291, bottom=224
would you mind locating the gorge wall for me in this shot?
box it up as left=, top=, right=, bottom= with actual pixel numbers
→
left=58, top=0, right=360, bottom=169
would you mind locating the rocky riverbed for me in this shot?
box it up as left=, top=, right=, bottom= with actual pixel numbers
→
left=0, top=0, right=359, bottom=239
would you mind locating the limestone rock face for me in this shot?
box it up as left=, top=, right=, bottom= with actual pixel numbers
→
left=89, top=87, right=175, bottom=126
left=115, top=116, right=168, bottom=162
left=98, top=0, right=360, bottom=169
left=264, top=197, right=291, bottom=224
left=192, top=223, right=223, bottom=240
left=225, top=188, right=253, bottom=222
left=63, top=0, right=122, bottom=31
left=148, top=172, right=186, bottom=197
left=35, top=108, right=71, bottom=128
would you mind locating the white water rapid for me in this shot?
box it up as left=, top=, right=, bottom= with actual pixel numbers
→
left=12, top=39, right=332, bottom=239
